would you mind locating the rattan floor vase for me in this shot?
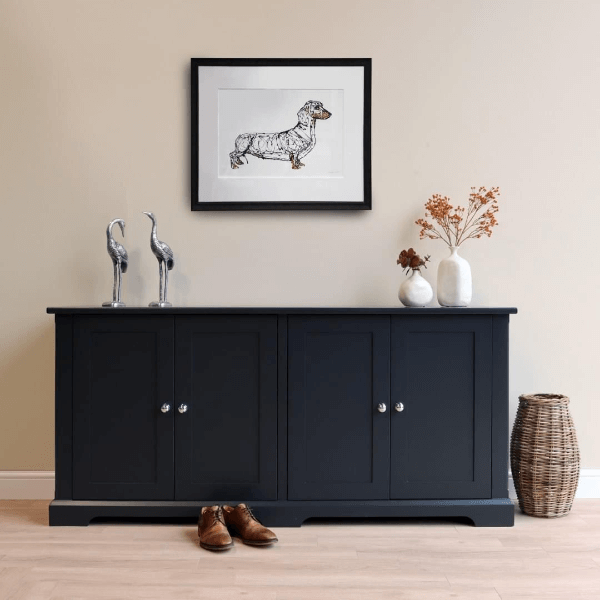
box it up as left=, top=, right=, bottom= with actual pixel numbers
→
left=510, top=394, right=580, bottom=518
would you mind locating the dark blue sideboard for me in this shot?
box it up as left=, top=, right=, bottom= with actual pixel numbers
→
left=47, top=307, right=517, bottom=527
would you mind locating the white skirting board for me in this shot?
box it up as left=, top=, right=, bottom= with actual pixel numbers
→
left=0, top=471, right=55, bottom=499
left=1, top=470, right=599, bottom=500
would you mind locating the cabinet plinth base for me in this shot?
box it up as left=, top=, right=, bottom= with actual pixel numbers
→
left=49, top=498, right=515, bottom=527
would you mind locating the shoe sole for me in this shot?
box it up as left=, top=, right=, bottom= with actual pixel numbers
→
left=241, top=538, right=278, bottom=546
left=199, top=541, right=234, bottom=551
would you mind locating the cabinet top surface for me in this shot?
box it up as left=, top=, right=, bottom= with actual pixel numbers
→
left=47, top=306, right=517, bottom=315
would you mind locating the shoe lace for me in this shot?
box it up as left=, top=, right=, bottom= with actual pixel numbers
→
left=210, top=507, right=225, bottom=527
left=243, top=505, right=261, bottom=524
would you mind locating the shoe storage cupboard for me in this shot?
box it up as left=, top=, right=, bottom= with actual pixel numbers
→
left=48, top=307, right=517, bottom=527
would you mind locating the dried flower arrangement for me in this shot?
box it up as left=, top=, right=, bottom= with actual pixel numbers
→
left=397, top=248, right=430, bottom=275
left=415, top=186, right=500, bottom=247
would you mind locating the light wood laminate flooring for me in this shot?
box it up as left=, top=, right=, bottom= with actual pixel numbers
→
left=1, top=500, right=600, bottom=599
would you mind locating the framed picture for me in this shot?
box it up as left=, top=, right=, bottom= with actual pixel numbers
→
left=191, top=58, right=371, bottom=211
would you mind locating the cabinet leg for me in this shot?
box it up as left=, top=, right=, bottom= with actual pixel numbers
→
left=468, top=503, right=515, bottom=527
left=255, top=507, right=308, bottom=528
left=49, top=502, right=93, bottom=526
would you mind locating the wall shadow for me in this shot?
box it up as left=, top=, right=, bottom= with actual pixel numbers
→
left=0, top=323, right=55, bottom=470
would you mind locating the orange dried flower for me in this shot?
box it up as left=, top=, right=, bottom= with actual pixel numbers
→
left=414, top=186, right=500, bottom=246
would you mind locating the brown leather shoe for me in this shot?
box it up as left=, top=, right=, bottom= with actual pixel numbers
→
left=198, top=506, right=234, bottom=551
left=223, top=504, right=278, bottom=546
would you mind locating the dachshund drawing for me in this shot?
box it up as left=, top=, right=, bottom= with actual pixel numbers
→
left=229, top=100, right=332, bottom=170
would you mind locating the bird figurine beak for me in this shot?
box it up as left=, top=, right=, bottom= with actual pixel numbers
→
left=118, top=221, right=125, bottom=237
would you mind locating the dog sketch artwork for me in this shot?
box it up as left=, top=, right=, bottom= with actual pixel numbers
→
left=192, top=58, right=370, bottom=209
left=229, top=100, right=332, bottom=170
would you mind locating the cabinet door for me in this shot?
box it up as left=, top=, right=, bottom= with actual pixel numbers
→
left=72, top=316, right=174, bottom=500
left=390, top=316, right=492, bottom=499
left=175, top=316, right=277, bottom=500
left=288, top=316, right=390, bottom=500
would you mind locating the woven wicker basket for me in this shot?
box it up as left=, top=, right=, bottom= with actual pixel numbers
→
left=510, top=394, right=580, bottom=518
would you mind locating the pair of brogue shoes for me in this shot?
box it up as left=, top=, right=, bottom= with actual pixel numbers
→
left=198, top=504, right=278, bottom=551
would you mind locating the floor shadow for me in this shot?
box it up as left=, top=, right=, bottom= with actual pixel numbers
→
left=91, top=516, right=196, bottom=525
left=0, top=501, right=50, bottom=526
left=301, top=515, right=474, bottom=527
left=183, top=527, right=199, bottom=546
left=24, top=509, right=49, bottom=526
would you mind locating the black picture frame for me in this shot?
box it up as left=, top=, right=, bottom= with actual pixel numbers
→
left=191, top=58, right=372, bottom=211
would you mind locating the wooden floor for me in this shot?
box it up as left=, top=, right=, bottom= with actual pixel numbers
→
left=1, top=501, right=600, bottom=599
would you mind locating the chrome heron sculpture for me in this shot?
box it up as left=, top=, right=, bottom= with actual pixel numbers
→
left=143, top=212, right=174, bottom=307
left=102, top=218, right=128, bottom=308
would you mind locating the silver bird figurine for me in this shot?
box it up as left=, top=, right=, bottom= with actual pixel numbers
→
left=102, top=218, right=128, bottom=308
left=143, top=212, right=174, bottom=307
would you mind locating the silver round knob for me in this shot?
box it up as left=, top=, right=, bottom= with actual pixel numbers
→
left=160, top=403, right=171, bottom=414
left=377, top=403, right=387, bottom=413
left=178, top=404, right=188, bottom=414
left=395, top=402, right=405, bottom=413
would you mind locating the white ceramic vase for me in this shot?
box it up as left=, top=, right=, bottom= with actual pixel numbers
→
left=398, top=269, right=434, bottom=307
left=437, top=245, right=472, bottom=307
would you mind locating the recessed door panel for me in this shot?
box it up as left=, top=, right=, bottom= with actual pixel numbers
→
left=175, top=316, right=277, bottom=500
left=390, top=316, right=492, bottom=499
left=288, top=316, right=390, bottom=500
left=72, top=317, right=174, bottom=500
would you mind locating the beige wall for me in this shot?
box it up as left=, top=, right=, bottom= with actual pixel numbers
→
left=1, top=0, right=599, bottom=471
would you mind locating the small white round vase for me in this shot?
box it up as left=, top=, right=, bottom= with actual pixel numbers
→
left=437, top=245, right=472, bottom=307
left=399, top=270, right=434, bottom=307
